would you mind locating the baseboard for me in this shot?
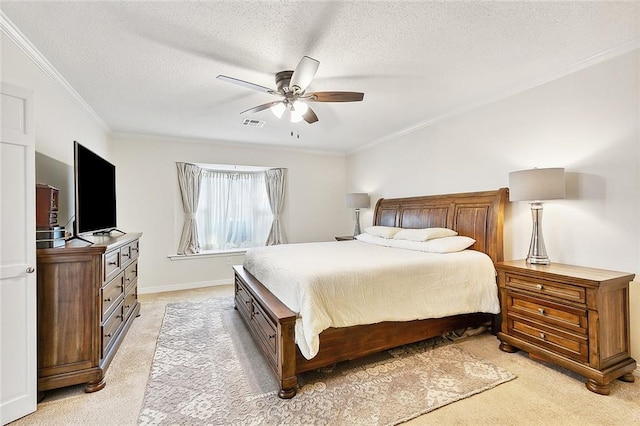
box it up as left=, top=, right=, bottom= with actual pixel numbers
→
left=138, top=279, right=233, bottom=295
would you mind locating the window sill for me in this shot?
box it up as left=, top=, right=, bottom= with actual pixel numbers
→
left=168, top=249, right=247, bottom=261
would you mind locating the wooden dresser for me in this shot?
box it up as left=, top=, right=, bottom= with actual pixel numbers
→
left=36, top=233, right=141, bottom=396
left=496, top=260, right=636, bottom=395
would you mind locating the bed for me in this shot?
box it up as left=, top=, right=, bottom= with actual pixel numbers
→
left=233, top=188, right=508, bottom=398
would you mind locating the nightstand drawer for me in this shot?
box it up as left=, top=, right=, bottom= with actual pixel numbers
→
left=507, top=291, right=587, bottom=333
left=508, top=315, right=589, bottom=363
left=505, top=273, right=585, bottom=305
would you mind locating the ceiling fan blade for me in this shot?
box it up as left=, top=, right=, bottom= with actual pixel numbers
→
left=240, top=101, right=283, bottom=115
left=289, top=56, right=319, bottom=93
left=307, top=91, right=364, bottom=102
left=217, top=75, right=277, bottom=94
left=302, top=106, right=319, bottom=124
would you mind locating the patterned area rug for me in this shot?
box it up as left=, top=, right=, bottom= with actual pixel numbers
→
left=139, top=297, right=515, bottom=425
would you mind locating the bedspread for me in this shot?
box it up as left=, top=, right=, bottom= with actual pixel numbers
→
left=243, top=240, right=499, bottom=359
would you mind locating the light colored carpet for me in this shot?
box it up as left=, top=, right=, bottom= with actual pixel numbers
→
left=10, top=285, right=640, bottom=425
left=138, top=297, right=515, bottom=425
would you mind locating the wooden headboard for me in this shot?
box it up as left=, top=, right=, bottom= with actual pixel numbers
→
left=373, top=188, right=508, bottom=263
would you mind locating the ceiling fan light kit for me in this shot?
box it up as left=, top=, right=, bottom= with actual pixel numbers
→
left=217, top=56, right=364, bottom=125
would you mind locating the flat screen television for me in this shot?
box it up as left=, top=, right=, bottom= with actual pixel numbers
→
left=73, top=141, right=117, bottom=236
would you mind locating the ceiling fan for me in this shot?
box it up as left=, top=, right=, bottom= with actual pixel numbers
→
left=217, top=56, right=364, bottom=124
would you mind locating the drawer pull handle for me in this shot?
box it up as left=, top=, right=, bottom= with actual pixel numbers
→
left=108, top=261, right=118, bottom=266
left=122, top=253, right=130, bottom=258
left=132, top=247, right=139, bottom=252
left=268, top=334, right=276, bottom=339
left=536, top=284, right=544, bottom=290
left=125, top=304, right=130, bottom=309
left=538, top=308, right=546, bottom=315
left=105, top=333, right=112, bottom=338
left=539, top=332, right=546, bottom=340
left=104, top=297, right=112, bottom=302
left=125, top=278, right=131, bottom=282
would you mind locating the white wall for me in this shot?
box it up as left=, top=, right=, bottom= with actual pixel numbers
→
left=346, top=50, right=640, bottom=361
left=1, top=33, right=110, bottom=165
left=1, top=32, right=110, bottom=227
left=111, top=135, right=348, bottom=293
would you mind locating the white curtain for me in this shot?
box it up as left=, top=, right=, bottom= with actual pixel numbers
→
left=176, top=162, right=203, bottom=254
left=264, top=168, right=287, bottom=245
left=197, top=170, right=272, bottom=250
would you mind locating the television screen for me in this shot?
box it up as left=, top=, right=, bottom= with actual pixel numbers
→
left=74, top=141, right=117, bottom=235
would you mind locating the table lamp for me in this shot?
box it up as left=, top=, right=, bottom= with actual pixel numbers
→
left=509, top=168, right=565, bottom=265
left=345, top=193, right=369, bottom=237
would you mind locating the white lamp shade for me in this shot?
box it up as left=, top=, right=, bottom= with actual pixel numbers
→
left=509, top=168, right=565, bottom=202
left=346, top=193, right=370, bottom=209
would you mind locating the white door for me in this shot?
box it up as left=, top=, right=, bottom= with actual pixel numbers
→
left=0, top=82, right=37, bottom=424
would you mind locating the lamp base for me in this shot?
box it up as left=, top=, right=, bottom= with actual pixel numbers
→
left=526, top=202, right=550, bottom=265
left=352, top=209, right=362, bottom=238
left=526, top=255, right=550, bottom=265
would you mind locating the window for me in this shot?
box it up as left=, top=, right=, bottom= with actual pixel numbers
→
left=196, top=169, right=273, bottom=251
left=175, top=162, right=286, bottom=256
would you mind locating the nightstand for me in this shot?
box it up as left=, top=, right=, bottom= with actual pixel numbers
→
left=335, top=236, right=355, bottom=241
left=496, top=260, right=636, bottom=395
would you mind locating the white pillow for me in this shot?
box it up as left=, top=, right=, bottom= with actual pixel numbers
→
left=390, top=236, right=476, bottom=253
left=393, top=227, right=458, bottom=242
left=355, top=232, right=393, bottom=247
left=364, top=226, right=402, bottom=239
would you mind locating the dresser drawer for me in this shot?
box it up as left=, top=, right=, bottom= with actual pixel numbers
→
left=130, top=239, right=140, bottom=261
left=120, top=243, right=133, bottom=266
left=124, top=260, right=138, bottom=293
left=104, top=249, right=121, bottom=283
left=102, top=272, right=125, bottom=319
left=507, top=291, right=587, bottom=334
left=123, top=291, right=137, bottom=320
left=508, top=314, right=589, bottom=363
left=505, top=273, right=586, bottom=305
left=102, top=305, right=124, bottom=355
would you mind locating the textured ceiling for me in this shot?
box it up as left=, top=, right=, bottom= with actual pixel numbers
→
left=2, top=1, right=639, bottom=153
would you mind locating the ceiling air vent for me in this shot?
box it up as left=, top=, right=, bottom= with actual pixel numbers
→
left=242, top=118, right=265, bottom=128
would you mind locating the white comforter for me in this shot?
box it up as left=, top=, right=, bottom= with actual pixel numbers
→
left=243, top=240, right=499, bottom=360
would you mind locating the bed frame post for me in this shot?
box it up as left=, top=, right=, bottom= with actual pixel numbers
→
left=277, top=319, right=297, bottom=398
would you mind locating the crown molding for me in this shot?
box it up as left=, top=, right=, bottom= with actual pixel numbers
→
left=110, top=130, right=347, bottom=157
left=0, top=11, right=110, bottom=132
left=350, top=37, right=640, bottom=155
